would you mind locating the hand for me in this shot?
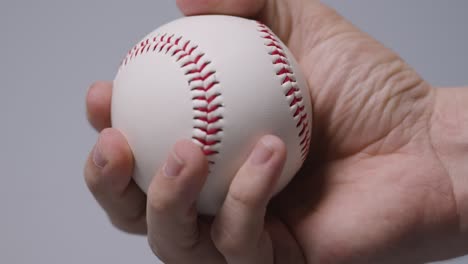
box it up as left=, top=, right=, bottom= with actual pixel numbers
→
left=84, top=0, right=468, bottom=263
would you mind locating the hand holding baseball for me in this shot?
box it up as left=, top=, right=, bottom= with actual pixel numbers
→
left=84, top=0, right=468, bottom=263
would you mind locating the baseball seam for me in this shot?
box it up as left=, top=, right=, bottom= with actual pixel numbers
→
left=119, top=33, right=224, bottom=163
left=258, top=23, right=311, bottom=160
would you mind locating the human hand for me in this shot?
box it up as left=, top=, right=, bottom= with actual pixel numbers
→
left=84, top=0, right=468, bottom=263
left=85, top=79, right=296, bottom=263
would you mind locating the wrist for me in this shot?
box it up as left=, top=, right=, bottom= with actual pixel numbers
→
left=430, top=87, right=468, bottom=236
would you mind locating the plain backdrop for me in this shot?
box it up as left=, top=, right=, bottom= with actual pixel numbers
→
left=1, top=1, right=467, bottom=263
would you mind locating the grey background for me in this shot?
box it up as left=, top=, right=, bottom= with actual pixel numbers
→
left=0, top=0, right=466, bottom=263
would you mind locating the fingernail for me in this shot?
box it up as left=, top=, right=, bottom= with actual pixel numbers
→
left=164, top=150, right=184, bottom=177
left=93, top=139, right=107, bottom=169
left=249, top=137, right=275, bottom=165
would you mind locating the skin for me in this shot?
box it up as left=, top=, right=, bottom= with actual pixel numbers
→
left=84, top=0, right=468, bottom=263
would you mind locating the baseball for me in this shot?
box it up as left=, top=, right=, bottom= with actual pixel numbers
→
left=111, top=15, right=313, bottom=215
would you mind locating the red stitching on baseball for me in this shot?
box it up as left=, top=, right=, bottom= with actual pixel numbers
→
left=274, top=58, right=287, bottom=65
left=159, top=42, right=169, bottom=52
left=172, top=49, right=182, bottom=56
left=182, top=54, right=206, bottom=67
left=270, top=50, right=287, bottom=57
left=277, top=68, right=292, bottom=75
left=258, top=22, right=311, bottom=161
left=299, top=122, right=308, bottom=137
left=186, top=62, right=210, bottom=74
left=193, top=94, right=221, bottom=104
left=177, top=53, right=189, bottom=61
left=264, top=35, right=276, bottom=42
left=268, top=43, right=283, bottom=50
left=195, top=116, right=222, bottom=123
left=203, top=149, right=219, bottom=155
left=195, top=127, right=223, bottom=134
left=191, top=81, right=219, bottom=92
left=182, top=40, right=190, bottom=51
left=189, top=71, right=215, bottom=83
left=188, top=46, right=198, bottom=55
left=120, top=34, right=224, bottom=161
left=286, top=87, right=299, bottom=96
left=293, top=105, right=305, bottom=117
left=193, top=137, right=220, bottom=146
left=296, top=114, right=308, bottom=128
left=289, top=96, right=303, bottom=107
left=300, top=133, right=310, bottom=145
left=194, top=104, right=222, bottom=113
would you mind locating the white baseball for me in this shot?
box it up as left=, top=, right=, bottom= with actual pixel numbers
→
left=111, top=15, right=313, bottom=215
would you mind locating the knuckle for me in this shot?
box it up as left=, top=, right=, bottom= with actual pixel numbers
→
left=148, top=238, right=171, bottom=263
left=109, top=215, right=144, bottom=235
left=177, top=227, right=200, bottom=251
left=228, top=186, right=258, bottom=210
left=84, top=160, right=102, bottom=194
left=109, top=201, right=147, bottom=234
left=148, top=197, right=170, bottom=214
left=147, top=233, right=196, bottom=264
left=216, top=238, right=247, bottom=257
left=147, top=190, right=174, bottom=214
left=211, top=224, right=247, bottom=257
left=85, top=177, right=100, bottom=195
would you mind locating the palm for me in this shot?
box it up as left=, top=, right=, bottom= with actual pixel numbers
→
left=265, top=8, right=458, bottom=262
left=274, top=143, right=456, bottom=263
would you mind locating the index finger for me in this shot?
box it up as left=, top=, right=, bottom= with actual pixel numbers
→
left=174, top=0, right=301, bottom=51
left=176, top=0, right=266, bottom=18
left=146, top=140, right=223, bottom=263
